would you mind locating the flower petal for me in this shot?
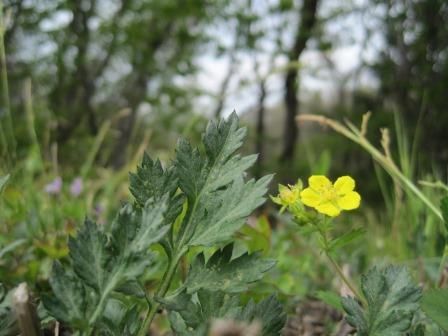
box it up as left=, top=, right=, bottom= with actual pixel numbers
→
left=308, top=175, right=332, bottom=192
left=337, top=191, right=361, bottom=210
left=334, top=176, right=355, bottom=195
left=315, top=202, right=340, bottom=217
left=300, top=188, right=321, bottom=207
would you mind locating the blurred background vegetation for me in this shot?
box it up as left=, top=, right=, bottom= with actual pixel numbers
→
left=1, top=0, right=447, bottom=333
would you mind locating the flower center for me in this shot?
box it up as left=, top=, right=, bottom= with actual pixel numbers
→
left=280, top=189, right=297, bottom=204
left=322, top=187, right=338, bottom=201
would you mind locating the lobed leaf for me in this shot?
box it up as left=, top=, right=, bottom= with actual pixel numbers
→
left=45, top=196, right=171, bottom=328
left=342, top=265, right=422, bottom=336
left=42, top=262, right=90, bottom=330
left=187, top=175, right=272, bottom=247
left=421, top=288, right=448, bottom=331
left=184, top=243, right=275, bottom=293
left=174, top=112, right=267, bottom=248
left=99, top=300, right=141, bottom=336
left=69, top=219, right=110, bottom=291
left=166, top=290, right=285, bottom=336
left=240, top=295, right=287, bottom=336
left=129, top=153, right=178, bottom=206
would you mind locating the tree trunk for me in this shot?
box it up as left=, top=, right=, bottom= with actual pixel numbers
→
left=254, top=78, right=266, bottom=178
left=281, top=0, right=319, bottom=161
left=214, top=53, right=237, bottom=119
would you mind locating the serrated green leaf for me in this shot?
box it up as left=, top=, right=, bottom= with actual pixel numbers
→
left=421, top=288, right=448, bottom=331
left=240, top=295, right=287, bottom=336
left=188, top=175, right=272, bottom=247
left=42, top=262, right=90, bottom=330
left=175, top=112, right=256, bottom=201
left=342, top=265, right=421, bottom=336
left=0, top=174, right=9, bottom=195
left=130, top=196, right=170, bottom=254
left=129, top=153, right=178, bottom=206
left=174, top=112, right=268, bottom=248
left=43, top=113, right=276, bottom=334
left=99, top=300, right=140, bottom=336
left=184, top=243, right=275, bottom=293
left=69, top=219, right=110, bottom=291
left=129, top=154, right=185, bottom=257
left=165, top=290, right=285, bottom=336
left=46, top=196, right=170, bottom=328
left=0, top=310, right=18, bottom=336
left=166, top=290, right=241, bottom=335
left=115, top=280, right=146, bottom=299
left=0, top=285, right=18, bottom=336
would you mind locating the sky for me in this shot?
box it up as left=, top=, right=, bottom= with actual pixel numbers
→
left=194, top=0, right=384, bottom=117
left=31, top=0, right=385, bottom=120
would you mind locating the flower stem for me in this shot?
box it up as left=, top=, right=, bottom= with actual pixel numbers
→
left=325, top=251, right=367, bottom=307
left=317, top=218, right=367, bottom=307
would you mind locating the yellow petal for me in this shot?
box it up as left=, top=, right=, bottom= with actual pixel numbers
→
left=334, top=176, right=355, bottom=195
left=300, top=188, right=321, bottom=207
left=315, top=202, right=341, bottom=217
left=308, top=175, right=332, bottom=192
left=337, top=191, right=361, bottom=210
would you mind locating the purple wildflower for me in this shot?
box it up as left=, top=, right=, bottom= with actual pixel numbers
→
left=44, top=177, right=62, bottom=195
left=69, top=177, right=83, bottom=197
left=94, top=203, right=104, bottom=217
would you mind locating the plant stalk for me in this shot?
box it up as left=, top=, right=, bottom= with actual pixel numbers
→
left=325, top=251, right=367, bottom=307
left=138, top=253, right=182, bottom=336
left=0, top=3, right=16, bottom=160
left=317, top=221, right=367, bottom=307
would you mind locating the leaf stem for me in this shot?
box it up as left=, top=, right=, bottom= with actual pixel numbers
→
left=138, top=252, right=183, bottom=336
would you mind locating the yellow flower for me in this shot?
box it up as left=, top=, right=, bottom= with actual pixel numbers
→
left=271, top=182, right=302, bottom=208
left=300, top=175, right=361, bottom=217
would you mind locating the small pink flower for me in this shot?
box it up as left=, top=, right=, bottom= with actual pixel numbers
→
left=44, top=177, right=62, bottom=195
left=69, top=177, right=83, bottom=197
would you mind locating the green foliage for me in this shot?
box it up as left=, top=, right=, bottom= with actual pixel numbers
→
left=99, top=300, right=141, bottom=336
left=167, top=290, right=286, bottom=336
left=342, top=265, right=422, bottom=336
left=0, top=175, right=8, bottom=195
left=41, top=114, right=283, bottom=334
left=315, top=290, right=343, bottom=311
left=0, top=286, right=18, bottom=336
left=184, top=243, right=275, bottom=294
left=43, top=262, right=90, bottom=330
left=327, top=227, right=366, bottom=253
left=173, top=113, right=267, bottom=248
left=421, top=288, right=448, bottom=331
left=441, top=196, right=448, bottom=232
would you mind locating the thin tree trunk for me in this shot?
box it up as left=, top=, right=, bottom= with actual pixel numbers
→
left=255, top=78, right=266, bottom=178
left=281, top=0, right=319, bottom=161
left=214, top=53, right=237, bottom=119
left=111, top=21, right=173, bottom=168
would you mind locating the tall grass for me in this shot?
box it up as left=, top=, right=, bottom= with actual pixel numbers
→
left=298, top=112, right=446, bottom=285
